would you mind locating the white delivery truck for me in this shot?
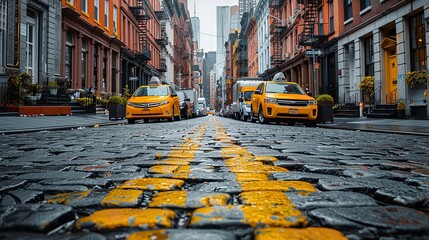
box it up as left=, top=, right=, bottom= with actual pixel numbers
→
left=197, top=97, right=207, bottom=116
left=181, top=88, right=198, bottom=118
left=232, top=78, right=264, bottom=121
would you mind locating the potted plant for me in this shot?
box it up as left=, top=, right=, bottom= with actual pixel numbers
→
left=316, top=94, right=334, bottom=123
left=108, top=95, right=126, bottom=120
left=405, top=71, right=428, bottom=88
left=396, top=101, right=406, bottom=119
left=4, top=72, right=33, bottom=105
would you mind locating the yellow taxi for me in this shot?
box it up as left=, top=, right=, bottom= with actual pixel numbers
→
left=250, top=72, right=318, bottom=127
left=126, top=77, right=181, bottom=124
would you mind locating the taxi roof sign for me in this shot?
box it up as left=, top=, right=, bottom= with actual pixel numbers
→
left=273, top=72, right=286, bottom=82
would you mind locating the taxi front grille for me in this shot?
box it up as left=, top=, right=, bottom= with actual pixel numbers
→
left=277, top=99, right=309, bottom=107
left=130, top=102, right=160, bottom=108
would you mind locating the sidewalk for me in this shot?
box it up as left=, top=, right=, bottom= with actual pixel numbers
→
left=0, top=114, right=428, bottom=136
left=0, top=114, right=126, bottom=134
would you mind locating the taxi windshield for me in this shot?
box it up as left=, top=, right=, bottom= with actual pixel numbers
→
left=266, top=83, right=305, bottom=95
left=135, top=86, right=169, bottom=96
left=243, top=91, right=254, bottom=101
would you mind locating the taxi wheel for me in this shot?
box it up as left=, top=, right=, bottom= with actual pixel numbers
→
left=175, top=111, right=181, bottom=121
left=250, top=106, right=257, bottom=123
left=168, top=108, right=174, bottom=122
left=127, top=119, right=135, bottom=124
left=258, top=108, right=268, bottom=124
left=304, top=120, right=317, bottom=127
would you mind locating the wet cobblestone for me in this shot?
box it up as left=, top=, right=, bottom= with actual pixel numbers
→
left=0, top=116, right=428, bottom=239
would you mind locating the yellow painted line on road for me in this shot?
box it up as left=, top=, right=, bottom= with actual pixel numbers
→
left=101, top=189, right=143, bottom=207
left=240, top=180, right=316, bottom=192
left=75, top=208, right=175, bottom=230
left=118, top=178, right=184, bottom=191
left=254, top=227, right=348, bottom=240
left=229, top=165, right=288, bottom=174
left=47, top=190, right=91, bottom=205
left=235, top=173, right=269, bottom=182
left=149, top=190, right=230, bottom=208
left=239, top=191, right=293, bottom=206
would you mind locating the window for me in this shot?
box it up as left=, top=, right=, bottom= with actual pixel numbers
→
left=113, top=5, right=118, bottom=33
left=26, top=9, right=38, bottom=82
left=318, top=9, right=323, bottom=35
left=360, top=0, right=371, bottom=11
left=410, top=14, right=426, bottom=72
left=65, top=31, right=73, bottom=86
left=81, top=0, right=88, bottom=13
left=329, top=1, right=334, bottom=33
left=94, top=0, right=99, bottom=22
left=104, top=0, right=109, bottom=28
left=344, top=0, right=352, bottom=20
left=364, top=36, right=374, bottom=76
left=81, top=38, right=87, bottom=88
left=67, top=0, right=74, bottom=5
left=0, top=1, right=6, bottom=71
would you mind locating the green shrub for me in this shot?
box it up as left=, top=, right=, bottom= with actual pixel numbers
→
left=5, top=72, right=33, bottom=105
left=316, top=94, right=334, bottom=105
left=397, top=101, right=405, bottom=110
left=75, top=97, right=93, bottom=107
left=108, top=95, right=127, bottom=105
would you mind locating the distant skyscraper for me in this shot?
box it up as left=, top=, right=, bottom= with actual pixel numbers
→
left=230, top=5, right=240, bottom=31
left=216, top=6, right=230, bottom=81
left=191, top=16, right=200, bottom=46
left=239, top=0, right=256, bottom=19
left=203, top=51, right=216, bottom=106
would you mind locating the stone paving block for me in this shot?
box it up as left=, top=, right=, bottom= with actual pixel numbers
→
left=38, top=178, right=110, bottom=187
left=118, top=178, right=184, bottom=191
left=194, top=181, right=242, bottom=193
left=75, top=164, right=140, bottom=173
left=239, top=191, right=293, bottom=206
left=0, top=204, right=73, bottom=232
left=104, top=172, right=147, bottom=182
left=380, top=161, right=425, bottom=171
left=411, top=169, right=429, bottom=177
left=254, top=227, right=348, bottom=240
left=374, top=186, right=429, bottom=208
left=101, top=188, right=144, bottom=207
left=12, top=171, right=92, bottom=180
left=221, top=165, right=288, bottom=174
left=128, top=229, right=237, bottom=240
left=317, top=177, right=409, bottom=193
left=285, top=191, right=378, bottom=210
left=341, top=169, right=410, bottom=179
left=0, top=232, right=107, bottom=240
left=308, top=206, right=429, bottom=238
left=26, top=183, right=88, bottom=193
left=0, top=179, right=27, bottom=191
left=75, top=208, right=175, bottom=231
left=0, top=190, right=43, bottom=205
left=272, top=172, right=332, bottom=183
left=190, top=205, right=307, bottom=228
left=235, top=173, right=269, bottom=182
left=149, top=191, right=231, bottom=209
left=240, top=180, right=316, bottom=192
left=152, top=172, right=236, bottom=182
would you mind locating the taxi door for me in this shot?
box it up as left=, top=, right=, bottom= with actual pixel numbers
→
left=251, top=83, right=265, bottom=115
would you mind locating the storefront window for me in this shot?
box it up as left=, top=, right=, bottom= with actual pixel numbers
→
left=410, top=14, right=426, bottom=72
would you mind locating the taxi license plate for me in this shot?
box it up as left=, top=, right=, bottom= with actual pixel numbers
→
left=289, top=109, right=298, bottom=114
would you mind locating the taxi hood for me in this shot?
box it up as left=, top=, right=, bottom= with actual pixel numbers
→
left=266, top=93, right=315, bottom=100
left=129, top=95, right=169, bottom=103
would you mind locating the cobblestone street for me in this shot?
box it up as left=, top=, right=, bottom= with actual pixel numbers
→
left=1, top=116, right=428, bottom=240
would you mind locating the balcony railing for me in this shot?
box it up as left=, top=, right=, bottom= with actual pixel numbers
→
left=135, top=46, right=151, bottom=61
left=156, top=35, right=169, bottom=46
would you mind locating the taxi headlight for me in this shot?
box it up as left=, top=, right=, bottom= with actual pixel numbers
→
left=160, top=100, right=170, bottom=106
left=308, top=100, right=317, bottom=105
left=264, top=98, right=277, bottom=104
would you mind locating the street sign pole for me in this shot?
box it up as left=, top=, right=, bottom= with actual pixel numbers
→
left=313, top=51, right=317, bottom=97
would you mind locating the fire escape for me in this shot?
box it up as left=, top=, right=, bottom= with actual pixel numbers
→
left=270, top=0, right=284, bottom=67
left=155, top=10, right=168, bottom=72
left=297, top=0, right=319, bottom=46
left=130, top=0, right=152, bottom=61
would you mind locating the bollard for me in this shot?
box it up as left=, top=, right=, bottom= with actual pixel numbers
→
left=359, top=102, right=364, bottom=117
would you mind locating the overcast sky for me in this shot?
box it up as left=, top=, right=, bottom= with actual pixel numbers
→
left=187, top=0, right=238, bottom=52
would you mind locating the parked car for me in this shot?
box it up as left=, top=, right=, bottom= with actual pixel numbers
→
left=176, top=90, right=191, bottom=119
left=250, top=72, right=318, bottom=127
left=126, top=77, right=181, bottom=124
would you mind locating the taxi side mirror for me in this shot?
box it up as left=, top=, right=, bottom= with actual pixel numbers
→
left=254, top=90, right=261, bottom=95
left=171, top=93, right=177, bottom=97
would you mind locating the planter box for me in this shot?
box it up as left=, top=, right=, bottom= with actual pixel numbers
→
left=317, top=105, right=334, bottom=123
left=5, top=106, right=71, bottom=116
left=109, top=104, right=125, bottom=120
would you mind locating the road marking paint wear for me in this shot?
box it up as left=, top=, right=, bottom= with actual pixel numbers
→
left=149, top=190, right=230, bottom=208
left=239, top=191, right=293, bottom=206
left=128, top=230, right=168, bottom=240
left=118, top=178, right=184, bottom=191
left=241, top=180, right=316, bottom=192
left=75, top=208, right=175, bottom=230
left=255, top=227, right=348, bottom=240
left=101, top=189, right=143, bottom=207
left=47, top=190, right=91, bottom=205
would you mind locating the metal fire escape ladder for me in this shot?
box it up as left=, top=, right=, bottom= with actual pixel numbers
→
left=130, top=0, right=152, bottom=61
left=297, top=0, right=318, bottom=46
left=270, top=0, right=283, bottom=66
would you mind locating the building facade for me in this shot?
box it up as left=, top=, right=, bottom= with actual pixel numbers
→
left=255, top=0, right=270, bottom=79
left=203, top=51, right=216, bottom=108
left=0, top=0, right=62, bottom=88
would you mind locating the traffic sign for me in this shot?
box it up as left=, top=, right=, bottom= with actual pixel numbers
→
left=305, top=49, right=323, bottom=56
